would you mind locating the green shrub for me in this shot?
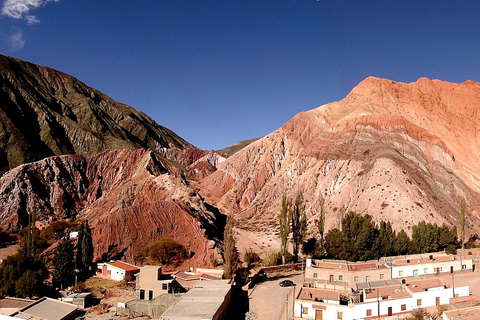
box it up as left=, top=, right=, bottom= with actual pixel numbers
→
left=445, top=244, right=457, bottom=255
left=262, top=251, right=282, bottom=266
left=243, top=248, right=260, bottom=267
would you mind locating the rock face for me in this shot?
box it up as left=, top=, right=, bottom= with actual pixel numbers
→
left=0, top=149, right=223, bottom=265
left=197, top=77, right=480, bottom=237
left=0, top=54, right=194, bottom=175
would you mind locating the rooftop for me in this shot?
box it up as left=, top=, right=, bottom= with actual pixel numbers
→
left=404, top=278, right=446, bottom=293
left=15, top=297, right=77, bottom=320
left=364, top=285, right=411, bottom=300
left=106, top=261, right=140, bottom=272
left=296, top=288, right=340, bottom=302
left=443, top=306, right=480, bottom=320
left=161, top=280, right=231, bottom=319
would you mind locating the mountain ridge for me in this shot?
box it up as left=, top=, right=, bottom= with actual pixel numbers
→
left=196, top=76, right=480, bottom=239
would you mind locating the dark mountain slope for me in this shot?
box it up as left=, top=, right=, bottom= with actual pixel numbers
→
left=0, top=55, right=194, bottom=175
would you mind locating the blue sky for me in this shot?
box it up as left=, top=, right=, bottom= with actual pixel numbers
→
left=1, top=1, right=480, bottom=150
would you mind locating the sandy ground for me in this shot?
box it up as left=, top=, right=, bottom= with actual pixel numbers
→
left=235, top=227, right=282, bottom=259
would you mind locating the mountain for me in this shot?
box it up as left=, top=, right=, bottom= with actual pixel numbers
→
left=0, top=55, right=225, bottom=266
left=216, top=138, right=260, bottom=156
left=0, top=54, right=194, bottom=175
left=0, top=148, right=223, bottom=265
left=196, top=77, right=480, bottom=239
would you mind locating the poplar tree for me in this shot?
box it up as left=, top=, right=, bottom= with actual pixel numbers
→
left=223, top=214, right=238, bottom=279
left=316, top=201, right=326, bottom=245
left=279, top=193, right=291, bottom=264
left=76, top=221, right=94, bottom=274
left=53, top=237, right=75, bottom=289
left=460, top=198, right=466, bottom=250
left=291, top=192, right=307, bottom=262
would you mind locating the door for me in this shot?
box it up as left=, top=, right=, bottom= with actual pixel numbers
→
left=388, top=307, right=392, bottom=316
left=315, top=309, right=323, bottom=320
left=450, top=266, right=454, bottom=274
left=413, top=269, right=419, bottom=278
left=329, top=275, right=334, bottom=282
left=436, top=297, right=440, bottom=306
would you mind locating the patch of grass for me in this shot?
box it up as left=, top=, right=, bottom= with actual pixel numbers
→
left=83, top=277, right=121, bottom=295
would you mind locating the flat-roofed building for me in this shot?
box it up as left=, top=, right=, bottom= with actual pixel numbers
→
left=160, top=280, right=232, bottom=320
left=13, top=297, right=78, bottom=320
left=384, top=253, right=473, bottom=278
left=0, top=298, right=34, bottom=316
left=137, top=265, right=183, bottom=300
left=295, top=278, right=470, bottom=320
left=443, top=306, right=480, bottom=320
left=305, top=259, right=390, bottom=287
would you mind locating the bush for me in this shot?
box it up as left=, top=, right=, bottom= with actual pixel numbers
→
left=243, top=248, right=260, bottom=267
left=210, top=255, right=219, bottom=268
left=445, top=244, right=457, bottom=255
left=262, top=251, right=282, bottom=266
left=135, top=238, right=189, bottom=266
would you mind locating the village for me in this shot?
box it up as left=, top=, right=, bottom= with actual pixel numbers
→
left=0, top=248, right=479, bottom=320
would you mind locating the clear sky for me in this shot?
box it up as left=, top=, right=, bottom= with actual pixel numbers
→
left=1, top=1, right=480, bottom=150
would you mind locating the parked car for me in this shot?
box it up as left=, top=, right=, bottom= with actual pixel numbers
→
left=279, top=280, right=294, bottom=287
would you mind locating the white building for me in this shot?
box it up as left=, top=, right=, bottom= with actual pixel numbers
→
left=96, top=261, right=140, bottom=281
left=384, top=253, right=473, bottom=279
left=295, top=278, right=469, bottom=320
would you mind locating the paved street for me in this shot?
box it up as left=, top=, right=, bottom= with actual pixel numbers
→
left=248, top=274, right=303, bottom=320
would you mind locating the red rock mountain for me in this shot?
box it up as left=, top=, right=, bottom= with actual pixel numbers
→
left=0, top=149, right=223, bottom=265
left=0, top=55, right=222, bottom=266
left=197, top=77, right=480, bottom=239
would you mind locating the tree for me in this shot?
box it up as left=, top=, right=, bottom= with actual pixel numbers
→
left=223, top=214, right=238, bottom=279
left=438, top=223, right=458, bottom=250
left=316, top=201, right=326, bottom=246
left=325, top=228, right=343, bottom=259
left=410, top=221, right=439, bottom=254
left=394, top=229, right=410, bottom=255
left=374, top=221, right=395, bottom=258
left=53, top=237, right=75, bottom=289
left=290, top=192, right=307, bottom=262
left=279, top=193, right=291, bottom=264
left=340, top=212, right=378, bottom=261
left=0, top=209, right=47, bottom=298
left=460, top=198, right=466, bottom=250
left=76, top=221, right=94, bottom=274
left=135, top=238, right=189, bottom=266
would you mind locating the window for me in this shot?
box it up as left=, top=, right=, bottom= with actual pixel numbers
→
left=366, top=309, right=372, bottom=316
left=162, top=283, right=168, bottom=290
left=399, top=270, right=403, bottom=276
left=380, top=274, right=384, bottom=279
left=365, top=276, right=370, bottom=282
left=337, top=311, right=343, bottom=319
left=139, top=290, right=145, bottom=300
left=354, top=276, right=359, bottom=282
left=424, top=268, right=428, bottom=274
left=401, top=304, right=406, bottom=311
left=462, top=264, right=467, bottom=270
left=339, top=275, right=343, bottom=281
left=417, top=299, right=422, bottom=306
left=302, top=307, right=309, bottom=314
left=313, top=273, right=318, bottom=278
left=148, top=290, right=153, bottom=300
